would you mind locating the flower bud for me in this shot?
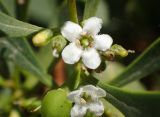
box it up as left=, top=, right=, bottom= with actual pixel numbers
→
left=102, top=50, right=115, bottom=61
left=52, top=35, right=67, bottom=57
left=32, top=29, right=53, bottom=46
left=41, top=89, right=71, bottom=117
left=111, top=44, right=128, bottom=57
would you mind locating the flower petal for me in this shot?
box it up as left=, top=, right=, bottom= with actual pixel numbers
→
left=88, top=101, right=104, bottom=116
left=71, top=104, right=87, bottom=117
left=82, top=17, right=102, bottom=36
left=62, top=43, right=82, bottom=64
left=96, top=87, right=106, bottom=97
left=82, top=85, right=97, bottom=94
left=94, top=34, right=113, bottom=51
left=68, top=88, right=83, bottom=104
left=82, top=85, right=98, bottom=101
left=82, top=85, right=106, bottom=100
left=61, top=21, right=82, bottom=42
left=82, top=48, right=101, bottom=69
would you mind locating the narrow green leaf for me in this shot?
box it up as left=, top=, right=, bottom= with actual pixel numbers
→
left=101, top=99, right=124, bottom=117
left=0, top=11, right=42, bottom=37
left=109, top=37, right=160, bottom=87
left=99, top=83, right=160, bottom=117
left=83, top=0, right=100, bottom=20
left=0, top=0, right=16, bottom=17
left=0, top=38, right=52, bottom=87
left=94, top=62, right=145, bottom=91
left=41, top=89, right=72, bottom=117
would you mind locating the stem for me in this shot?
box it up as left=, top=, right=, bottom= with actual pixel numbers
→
left=13, top=69, right=21, bottom=89
left=68, top=0, right=78, bottom=23
left=83, top=0, right=99, bottom=20
left=16, top=0, right=30, bottom=21
left=74, top=63, right=81, bottom=89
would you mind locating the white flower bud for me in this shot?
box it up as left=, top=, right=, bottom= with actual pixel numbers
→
left=32, top=29, right=53, bottom=46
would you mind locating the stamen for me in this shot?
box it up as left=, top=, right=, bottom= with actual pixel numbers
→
left=81, top=31, right=87, bottom=36
left=75, top=40, right=82, bottom=48
left=80, top=98, right=87, bottom=104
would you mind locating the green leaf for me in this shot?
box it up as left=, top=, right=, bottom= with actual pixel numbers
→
left=41, top=89, right=72, bottom=117
left=0, top=0, right=16, bottom=17
left=109, top=37, right=160, bottom=87
left=94, top=62, right=145, bottom=91
left=36, top=43, right=53, bottom=70
left=22, top=70, right=39, bottom=90
left=0, top=11, right=42, bottom=37
left=101, top=99, right=124, bottom=117
left=83, top=0, right=100, bottom=20
left=96, top=0, right=110, bottom=25
left=0, top=38, right=52, bottom=87
left=99, top=83, right=160, bottom=117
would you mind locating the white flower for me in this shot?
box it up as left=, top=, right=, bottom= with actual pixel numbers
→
left=68, top=85, right=106, bottom=117
left=61, top=17, right=113, bottom=69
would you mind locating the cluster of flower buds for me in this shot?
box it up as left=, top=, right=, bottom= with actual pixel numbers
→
left=102, top=44, right=134, bottom=61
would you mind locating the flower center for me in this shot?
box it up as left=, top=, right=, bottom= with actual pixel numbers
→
left=79, top=35, right=93, bottom=48
left=80, top=92, right=92, bottom=104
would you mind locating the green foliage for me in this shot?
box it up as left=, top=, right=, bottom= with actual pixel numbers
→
left=41, top=89, right=72, bottom=117
left=68, top=0, right=78, bottom=23
left=0, top=0, right=16, bottom=17
left=0, top=89, right=12, bottom=113
left=99, top=83, right=160, bottom=117
left=109, top=37, right=160, bottom=87
left=0, top=38, right=52, bottom=86
left=83, top=0, right=100, bottom=20
left=0, top=11, right=42, bottom=37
